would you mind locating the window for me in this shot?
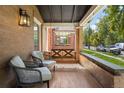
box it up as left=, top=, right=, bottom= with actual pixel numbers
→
left=34, top=23, right=39, bottom=50
left=54, top=31, right=75, bottom=45
left=56, top=36, right=68, bottom=45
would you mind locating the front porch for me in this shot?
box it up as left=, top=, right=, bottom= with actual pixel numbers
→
left=0, top=5, right=124, bottom=88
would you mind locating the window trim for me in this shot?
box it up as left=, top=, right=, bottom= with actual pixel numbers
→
left=34, top=17, right=42, bottom=51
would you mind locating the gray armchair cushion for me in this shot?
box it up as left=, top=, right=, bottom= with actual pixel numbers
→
left=34, top=67, right=52, bottom=81
left=32, top=51, right=44, bottom=60
left=10, top=56, right=26, bottom=68
left=43, top=60, right=56, bottom=68
left=15, top=67, right=42, bottom=83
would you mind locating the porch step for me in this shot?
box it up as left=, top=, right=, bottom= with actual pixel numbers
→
left=55, top=63, right=84, bottom=71
left=53, top=58, right=78, bottom=63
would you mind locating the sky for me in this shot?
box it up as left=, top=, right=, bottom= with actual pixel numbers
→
left=90, top=6, right=107, bottom=31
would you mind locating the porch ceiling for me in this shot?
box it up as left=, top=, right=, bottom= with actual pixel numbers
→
left=37, top=5, right=91, bottom=23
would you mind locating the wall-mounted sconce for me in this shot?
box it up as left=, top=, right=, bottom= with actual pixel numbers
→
left=19, top=8, right=31, bottom=27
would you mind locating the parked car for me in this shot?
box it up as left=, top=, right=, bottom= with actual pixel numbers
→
left=105, top=45, right=121, bottom=55
left=96, top=45, right=106, bottom=52
left=115, top=43, right=124, bottom=51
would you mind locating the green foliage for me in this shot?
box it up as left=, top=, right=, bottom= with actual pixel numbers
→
left=83, top=26, right=93, bottom=49
left=105, top=5, right=124, bottom=40
left=90, top=32, right=99, bottom=46
left=83, top=5, right=124, bottom=47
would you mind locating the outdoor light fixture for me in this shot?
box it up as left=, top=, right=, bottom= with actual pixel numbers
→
left=19, top=8, right=31, bottom=27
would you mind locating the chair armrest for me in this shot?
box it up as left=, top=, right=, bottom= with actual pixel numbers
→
left=25, top=63, right=39, bottom=68
left=23, top=60, right=39, bottom=68
left=32, top=56, right=42, bottom=62
left=31, top=56, right=44, bottom=67
left=23, top=60, right=35, bottom=63
left=12, top=66, right=42, bottom=84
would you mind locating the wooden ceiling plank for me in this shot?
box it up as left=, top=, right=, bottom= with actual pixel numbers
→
left=71, top=5, right=75, bottom=22
left=37, top=5, right=92, bottom=23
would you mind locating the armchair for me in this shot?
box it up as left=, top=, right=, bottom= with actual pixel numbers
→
left=10, top=56, right=52, bottom=88
left=32, top=51, right=56, bottom=71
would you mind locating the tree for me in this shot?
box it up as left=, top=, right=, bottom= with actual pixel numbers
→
left=105, top=5, right=124, bottom=41
left=96, top=5, right=124, bottom=46
left=90, top=32, right=99, bottom=47
left=83, top=5, right=124, bottom=48
left=83, top=26, right=93, bottom=49
left=96, top=16, right=109, bottom=46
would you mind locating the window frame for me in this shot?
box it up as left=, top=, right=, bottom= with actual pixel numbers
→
left=33, top=17, right=42, bottom=51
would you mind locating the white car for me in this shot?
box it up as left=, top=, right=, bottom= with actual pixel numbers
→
left=105, top=45, right=121, bottom=55
left=115, top=43, right=124, bottom=51
left=96, top=45, right=106, bottom=52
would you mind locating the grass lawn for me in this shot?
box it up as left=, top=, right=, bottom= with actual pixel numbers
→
left=100, top=51, right=124, bottom=60
left=82, top=49, right=124, bottom=67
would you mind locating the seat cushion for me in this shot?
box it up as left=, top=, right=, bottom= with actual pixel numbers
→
left=34, top=67, right=52, bottom=81
left=43, top=60, right=56, bottom=68
left=32, top=51, right=44, bottom=60
left=10, top=56, right=25, bottom=68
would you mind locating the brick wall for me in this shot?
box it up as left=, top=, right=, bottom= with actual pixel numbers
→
left=0, top=5, right=43, bottom=87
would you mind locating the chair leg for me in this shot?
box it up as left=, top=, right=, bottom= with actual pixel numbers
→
left=17, top=85, right=23, bottom=88
left=53, top=65, right=56, bottom=72
left=47, top=81, right=49, bottom=88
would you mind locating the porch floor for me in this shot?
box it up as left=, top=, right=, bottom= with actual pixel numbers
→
left=31, top=63, right=102, bottom=88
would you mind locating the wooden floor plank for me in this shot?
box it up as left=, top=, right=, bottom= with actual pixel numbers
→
left=49, top=71, right=101, bottom=88
left=31, top=64, right=102, bottom=88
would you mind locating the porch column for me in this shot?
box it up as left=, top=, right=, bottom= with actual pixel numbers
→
left=79, top=27, right=83, bottom=51
left=48, top=28, right=53, bottom=51
left=75, top=27, right=80, bottom=62
left=76, top=27, right=83, bottom=62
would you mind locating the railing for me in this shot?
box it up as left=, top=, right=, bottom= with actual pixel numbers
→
left=51, top=49, right=76, bottom=59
